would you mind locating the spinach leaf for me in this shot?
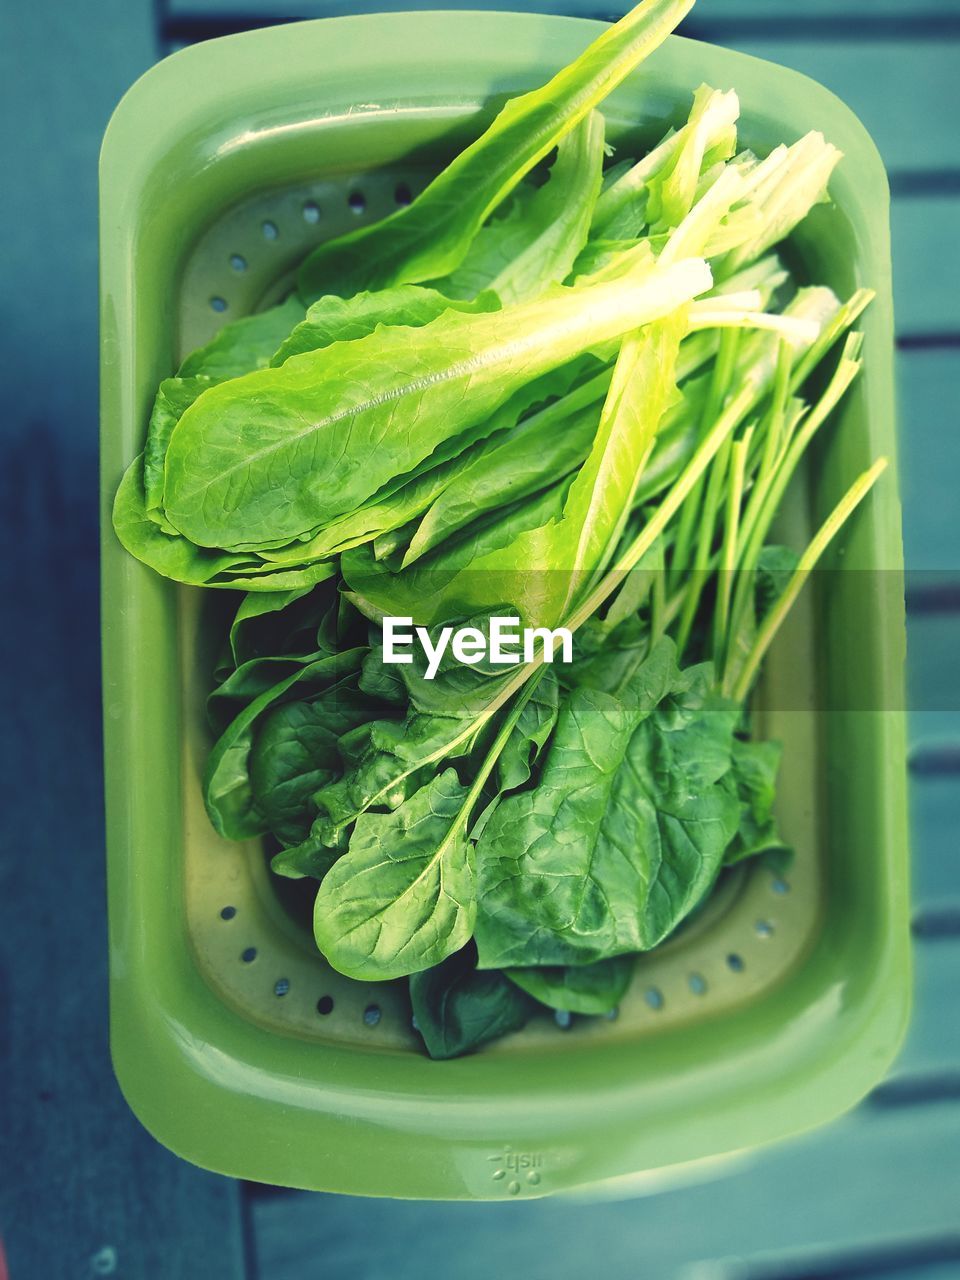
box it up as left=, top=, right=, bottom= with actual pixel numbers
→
left=310, top=654, right=507, bottom=845
left=296, top=0, right=695, bottom=301
left=497, top=668, right=560, bottom=792
left=723, top=736, right=787, bottom=865
left=249, top=687, right=373, bottom=846
left=474, top=639, right=740, bottom=968
left=410, top=945, right=533, bottom=1059
left=225, top=584, right=332, bottom=671
left=208, top=652, right=333, bottom=733
left=312, top=769, right=476, bottom=980
left=506, top=954, right=634, bottom=1014
left=203, top=652, right=365, bottom=841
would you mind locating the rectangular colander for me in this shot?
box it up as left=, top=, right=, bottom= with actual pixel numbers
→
left=100, top=10, right=910, bottom=1200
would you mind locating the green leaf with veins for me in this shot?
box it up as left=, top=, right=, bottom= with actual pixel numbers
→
left=474, top=638, right=740, bottom=968
left=112, top=456, right=337, bottom=592
left=143, top=298, right=303, bottom=524
left=250, top=687, right=375, bottom=846
left=313, top=768, right=476, bottom=980
left=402, top=371, right=610, bottom=566
left=497, top=668, right=560, bottom=792
left=723, top=737, right=788, bottom=865
left=344, top=312, right=686, bottom=628
left=203, top=653, right=365, bottom=841
left=162, top=261, right=710, bottom=552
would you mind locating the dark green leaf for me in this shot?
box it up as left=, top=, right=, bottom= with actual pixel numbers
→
left=723, top=736, right=788, bottom=865
left=474, top=639, right=740, bottom=967
left=410, top=945, right=533, bottom=1060
left=506, top=954, right=633, bottom=1014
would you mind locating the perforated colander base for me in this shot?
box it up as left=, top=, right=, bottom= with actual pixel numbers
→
left=177, top=164, right=823, bottom=1056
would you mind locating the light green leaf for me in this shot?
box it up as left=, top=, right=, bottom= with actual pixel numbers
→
left=313, top=769, right=476, bottom=980
left=162, top=260, right=711, bottom=552
left=438, top=111, right=606, bottom=305
left=296, top=0, right=695, bottom=301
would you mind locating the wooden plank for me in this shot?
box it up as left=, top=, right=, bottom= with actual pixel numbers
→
left=892, top=197, right=960, bottom=337
left=695, top=0, right=960, bottom=15
left=251, top=1100, right=960, bottom=1278
left=166, top=0, right=960, bottom=21
left=910, top=775, right=960, bottom=903
left=0, top=2, right=248, bottom=1276
left=888, top=935, right=960, bottom=1080
left=694, top=1237, right=960, bottom=1280
left=898, top=351, right=960, bottom=573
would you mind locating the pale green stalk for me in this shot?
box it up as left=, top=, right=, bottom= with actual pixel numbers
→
left=729, top=458, right=888, bottom=700
left=713, top=425, right=752, bottom=665
left=670, top=326, right=741, bottom=586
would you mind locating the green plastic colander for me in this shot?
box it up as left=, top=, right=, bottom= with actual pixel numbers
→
left=100, top=11, right=910, bottom=1199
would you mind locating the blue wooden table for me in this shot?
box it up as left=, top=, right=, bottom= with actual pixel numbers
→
left=1, top=1, right=958, bottom=1275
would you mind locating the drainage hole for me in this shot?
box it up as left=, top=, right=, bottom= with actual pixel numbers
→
left=755, top=919, right=774, bottom=938
left=261, top=219, right=279, bottom=241
left=726, top=953, right=745, bottom=973
left=363, top=1003, right=381, bottom=1027
left=302, top=200, right=321, bottom=223
left=394, top=182, right=412, bottom=206
left=274, top=978, right=290, bottom=997
left=219, top=905, right=237, bottom=921
left=209, top=295, right=227, bottom=312
left=229, top=253, right=247, bottom=272
left=688, top=973, right=708, bottom=996
left=348, top=190, right=366, bottom=214
left=644, top=987, right=664, bottom=1011
left=241, top=946, right=257, bottom=963
left=316, top=995, right=334, bottom=1016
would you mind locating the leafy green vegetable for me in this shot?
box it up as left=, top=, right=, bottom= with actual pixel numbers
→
left=410, top=945, right=533, bottom=1059
left=112, top=457, right=339, bottom=591
left=506, top=954, right=634, bottom=1015
left=438, top=112, right=606, bottom=305
left=162, top=259, right=711, bottom=552
left=271, top=285, right=498, bottom=365
left=312, top=768, right=476, bottom=980
left=113, top=0, right=891, bottom=1057
left=204, top=654, right=366, bottom=841
left=296, top=0, right=695, bottom=300
left=723, top=737, right=786, bottom=865
left=144, top=298, right=303, bottom=525
left=474, top=639, right=740, bottom=968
